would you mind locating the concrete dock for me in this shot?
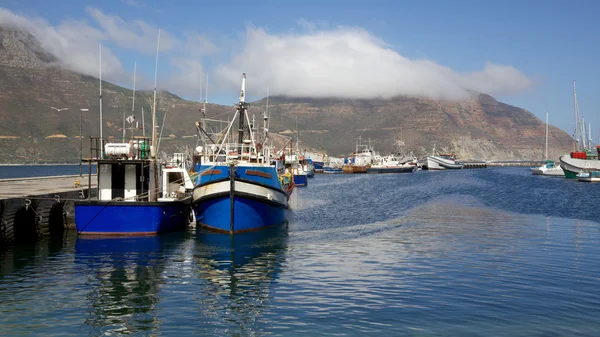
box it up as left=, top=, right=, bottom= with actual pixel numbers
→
left=1, top=174, right=97, bottom=248
left=0, top=174, right=96, bottom=200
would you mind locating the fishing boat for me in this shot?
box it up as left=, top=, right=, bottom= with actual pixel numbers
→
left=75, top=138, right=192, bottom=235
left=559, top=81, right=600, bottom=178
left=366, top=154, right=416, bottom=173
left=342, top=136, right=375, bottom=173
left=531, top=112, right=564, bottom=177
left=74, top=33, right=191, bottom=236
left=423, top=154, right=464, bottom=170
left=302, top=158, right=315, bottom=178
left=304, top=152, right=325, bottom=173
left=191, top=73, right=291, bottom=234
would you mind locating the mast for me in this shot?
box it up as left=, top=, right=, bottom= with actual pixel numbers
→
left=573, top=81, right=580, bottom=151
left=142, top=107, right=145, bottom=137
left=99, top=44, right=103, bottom=145
left=150, top=29, right=161, bottom=202
left=545, top=111, right=548, bottom=160
left=237, top=73, right=247, bottom=156
left=131, top=61, right=136, bottom=140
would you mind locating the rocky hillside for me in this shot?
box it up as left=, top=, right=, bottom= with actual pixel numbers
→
left=0, top=26, right=574, bottom=163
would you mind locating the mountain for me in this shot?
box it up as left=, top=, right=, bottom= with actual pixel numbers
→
left=0, top=26, right=574, bottom=163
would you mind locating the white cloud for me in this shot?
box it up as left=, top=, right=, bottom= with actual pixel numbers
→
left=0, top=8, right=531, bottom=102
left=0, top=8, right=124, bottom=80
left=85, top=7, right=175, bottom=54
left=216, top=26, right=532, bottom=100
left=0, top=7, right=216, bottom=97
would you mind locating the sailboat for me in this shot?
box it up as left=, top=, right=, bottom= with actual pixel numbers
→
left=191, top=73, right=291, bottom=234
left=74, top=32, right=192, bottom=235
left=531, top=111, right=564, bottom=176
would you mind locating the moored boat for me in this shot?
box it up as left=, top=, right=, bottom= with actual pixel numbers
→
left=559, top=150, right=600, bottom=179
left=366, top=154, right=416, bottom=173
left=423, top=154, right=464, bottom=170
left=577, top=170, right=600, bottom=182
left=531, top=159, right=564, bottom=176
left=75, top=138, right=191, bottom=235
left=191, top=73, right=290, bottom=234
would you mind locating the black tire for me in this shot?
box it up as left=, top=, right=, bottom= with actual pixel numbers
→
left=37, top=201, right=65, bottom=237
left=14, top=207, right=38, bottom=244
left=1, top=207, right=17, bottom=246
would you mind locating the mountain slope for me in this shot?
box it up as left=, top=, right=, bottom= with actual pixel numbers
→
left=0, top=26, right=574, bottom=163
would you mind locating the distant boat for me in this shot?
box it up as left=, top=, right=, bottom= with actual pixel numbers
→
left=302, top=158, right=315, bottom=178
left=323, top=166, right=343, bottom=174
left=423, top=154, right=464, bottom=170
left=191, top=73, right=290, bottom=234
left=343, top=136, right=375, bottom=173
left=531, top=160, right=564, bottom=176
left=288, top=154, right=308, bottom=187
left=366, top=155, right=416, bottom=173
left=532, top=112, right=564, bottom=177
left=577, top=171, right=600, bottom=182
left=303, top=151, right=325, bottom=173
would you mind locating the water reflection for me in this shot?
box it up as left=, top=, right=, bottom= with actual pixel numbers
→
left=193, top=225, right=288, bottom=335
left=0, top=233, right=73, bottom=277
left=74, top=234, right=186, bottom=335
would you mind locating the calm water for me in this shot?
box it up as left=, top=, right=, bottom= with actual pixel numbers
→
left=1, top=167, right=600, bottom=336
left=0, top=164, right=97, bottom=179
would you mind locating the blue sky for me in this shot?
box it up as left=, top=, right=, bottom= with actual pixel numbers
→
left=2, top=0, right=600, bottom=139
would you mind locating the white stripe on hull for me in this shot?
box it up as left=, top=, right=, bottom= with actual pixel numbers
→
left=193, top=180, right=288, bottom=208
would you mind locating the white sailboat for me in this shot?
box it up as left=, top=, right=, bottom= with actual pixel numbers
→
left=531, top=111, right=564, bottom=176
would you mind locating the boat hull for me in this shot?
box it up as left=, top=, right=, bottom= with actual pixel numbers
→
left=323, top=167, right=343, bottom=174
left=293, top=174, right=308, bottom=187
left=424, top=156, right=464, bottom=170
left=531, top=166, right=564, bottom=176
left=578, top=176, right=600, bottom=182
left=74, top=199, right=190, bottom=235
left=313, top=161, right=324, bottom=171
left=366, top=166, right=416, bottom=174
left=192, top=165, right=289, bottom=233
left=559, top=155, right=600, bottom=179
left=342, top=165, right=367, bottom=173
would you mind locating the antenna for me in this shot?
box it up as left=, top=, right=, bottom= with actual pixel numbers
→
left=237, top=73, right=247, bottom=156
left=545, top=111, right=548, bottom=160
left=131, top=61, right=136, bottom=139
left=152, top=29, right=160, bottom=154
left=99, top=44, right=103, bottom=144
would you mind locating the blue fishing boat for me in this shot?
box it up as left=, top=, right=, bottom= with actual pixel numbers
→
left=302, top=158, right=315, bottom=178
left=75, top=139, right=192, bottom=235
left=323, top=166, right=343, bottom=174
left=191, top=73, right=291, bottom=234
left=74, top=34, right=191, bottom=236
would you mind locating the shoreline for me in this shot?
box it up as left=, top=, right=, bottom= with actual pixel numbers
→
left=0, top=163, right=96, bottom=166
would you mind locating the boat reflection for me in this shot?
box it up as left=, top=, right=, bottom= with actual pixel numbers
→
left=194, top=224, right=289, bottom=328
left=74, top=233, right=186, bottom=335
left=195, top=224, right=288, bottom=293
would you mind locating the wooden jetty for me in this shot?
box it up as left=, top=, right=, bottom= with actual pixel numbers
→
left=0, top=174, right=97, bottom=248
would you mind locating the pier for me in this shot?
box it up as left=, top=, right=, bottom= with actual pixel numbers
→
left=0, top=174, right=97, bottom=248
